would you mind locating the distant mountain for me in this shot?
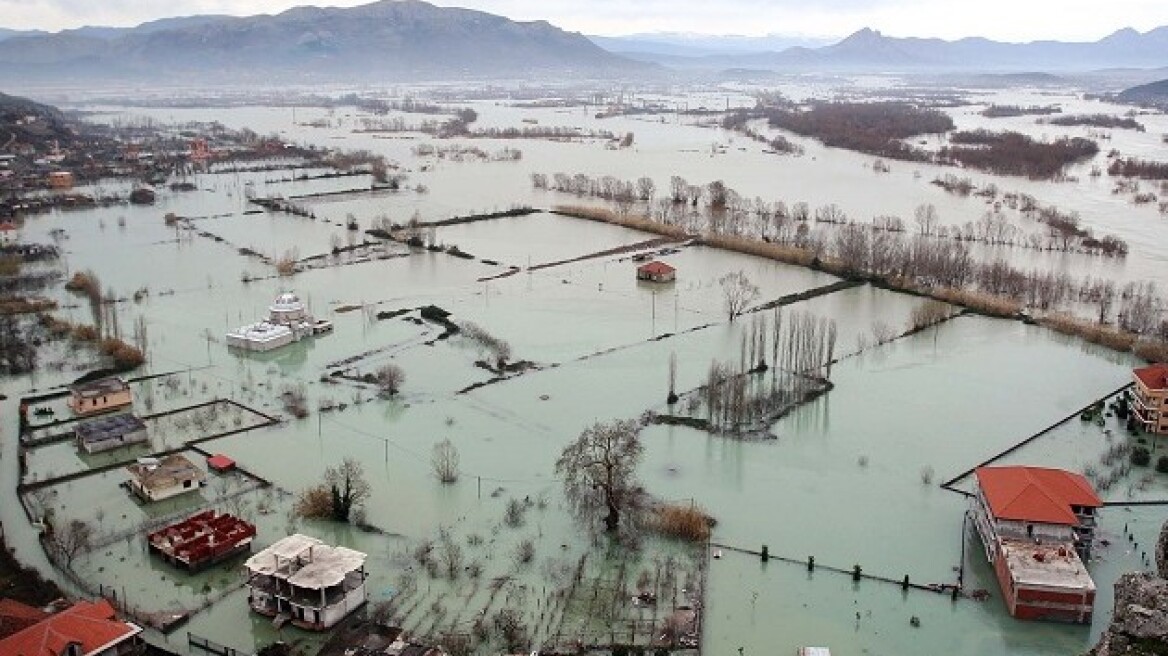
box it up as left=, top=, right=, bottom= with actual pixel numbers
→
left=1118, top=78, right=1168, bottom=105
left=0, top=0, right=649, bottom=83
left=0, top=28, right=46, bottom=42
left=589, top=32, right=833, bottom=58
left=631, top=26, right=1168, bottom=72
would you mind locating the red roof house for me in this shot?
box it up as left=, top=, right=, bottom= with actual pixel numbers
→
left=0, top=599, right=142, bottom=656
left=636, top=260, right=676, bottom=283
left=1134, top=363, right=1168, bottom=391
left=975, top=466, right=1101, bottom=525
left=0, top=599, right=49, bottom=639
left=971, top=466, right=1102, bottom=624
left=1132, top=364, right=1168, bottom=435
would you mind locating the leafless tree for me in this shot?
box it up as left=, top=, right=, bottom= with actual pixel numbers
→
left=438, top=528, right=463, bottom=578
left=636, top=176, right=656, bottom=201
left=719, top=270, right=760, bottom=321
left=914, top=203, right=940, bottom=237
left=50, top=519, right=92, bottom=568
left=376, top=363, right=405, bottom=396
left=555, top=419, right=643, bottom=533
left=432, top=438, right=460, bottom=483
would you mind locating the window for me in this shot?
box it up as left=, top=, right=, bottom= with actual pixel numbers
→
left=183, top=479, right=193, bottom=488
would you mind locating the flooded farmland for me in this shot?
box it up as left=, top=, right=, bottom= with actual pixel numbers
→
left=2, top=80, right=1167, bottom=656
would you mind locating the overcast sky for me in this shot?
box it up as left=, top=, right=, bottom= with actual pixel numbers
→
left=2, top=0, right=1167, bottom=42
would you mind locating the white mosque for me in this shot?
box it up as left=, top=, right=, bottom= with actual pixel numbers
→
left=226, top=292, right=333, bottom=352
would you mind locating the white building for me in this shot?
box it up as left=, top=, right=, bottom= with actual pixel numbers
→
left=244, top=533, right=367, bottom=630
left=226, top=291, right=331, bottom=352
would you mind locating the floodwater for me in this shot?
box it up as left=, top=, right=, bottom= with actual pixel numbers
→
left=1, top=80, right=1166, bottom=655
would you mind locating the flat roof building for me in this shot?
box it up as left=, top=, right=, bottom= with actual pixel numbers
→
left=244, top=533, right=368, bottom=630
left=75, top=413, right=148, bottom=454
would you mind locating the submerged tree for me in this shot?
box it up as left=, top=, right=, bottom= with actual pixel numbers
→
left=432, top=438, right=460, bottom=483
left=719, top=270, right=760, bottom=321
left=296, top=458, right=372, bottom=523
left=555, top=419, right=643, bottom=534
left=375, top=363, right=406, bottom=396
left=50, top=519, right=92, bottom=568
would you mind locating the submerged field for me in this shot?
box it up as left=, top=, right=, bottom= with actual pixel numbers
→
left=1, top=82, right=1167, bottom=656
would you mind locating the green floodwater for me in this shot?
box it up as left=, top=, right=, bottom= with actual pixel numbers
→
left=0, top=86, right=1166, bottom=656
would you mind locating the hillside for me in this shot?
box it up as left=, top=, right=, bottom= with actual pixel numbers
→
left=0, top=0, right=649, bottom=83
left=1118, top=78, right=1168, bottom=106
left=0, top=91, right=78, bottom=148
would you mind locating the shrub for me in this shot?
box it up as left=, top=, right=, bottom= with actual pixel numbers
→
left=1157, top=456, right=1168, bottom=474
left=651, top=503, right=715, bottom=542
left=1131, top=446, right=1152, bottom=467
left=294, top=485, right=333, bottom=519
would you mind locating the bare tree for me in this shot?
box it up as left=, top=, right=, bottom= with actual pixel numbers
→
left=50, top=519, right=92, bottom=568
left=636, top=176, right=656, bottom=201
left=555, top=419, right=643, bottom=534
left=719, top=270, right=760, bottom=321
left=438, top=528, right=463, bottom=578
left=375, top=363, right=405, bottom=396
left=432, top=438, right=460, bottom=483
left=914, top=203, right=940, bottom=237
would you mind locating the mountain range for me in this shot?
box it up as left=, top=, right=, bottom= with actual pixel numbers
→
left=1, top=2, right=1168, bottom=84
left=0, top=1, right=646, bottom=83
left=605, top=27, right=1168, bottom=73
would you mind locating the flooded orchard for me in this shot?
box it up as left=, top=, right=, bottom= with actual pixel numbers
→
left=1, top=79, right=1166, bottom=656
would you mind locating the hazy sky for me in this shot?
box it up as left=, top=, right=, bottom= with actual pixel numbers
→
left=2, top=0, right=1167, bottom=42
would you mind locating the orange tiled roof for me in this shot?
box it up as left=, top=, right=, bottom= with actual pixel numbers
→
left=637, top=261, right=675, bottom=275
left=1134, top=364, right=1168, bottom=391
left=975, top=466, right=1101, bottom=526
left=0, top=599, right=49, bottom=639
left=0, top=599, right=140, bottom=656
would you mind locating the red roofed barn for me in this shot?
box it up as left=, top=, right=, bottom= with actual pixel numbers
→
left=971, top=466, right=1102, bottom=624
left=0, top=599, right=143, bottom=656
left=1132, top=363, right=1168, bottom=435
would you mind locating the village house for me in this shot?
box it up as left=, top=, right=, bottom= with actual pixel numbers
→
left=75, top=413, right=148, bottom=454
left=636, top=260, right=676, bottom=283
left=0, top=599, right=143, bottom=656
left=125, top=454, right=206, bottom=502
left=244, top=533, right=368, bottom=630
left=47, top=170, right=73, bottom=189
left=971, top=466, right=1102, bottom=624
left=148, top=510, right=257, bottom=571
left=67, top=377, right=132, bottom=416
left=1131, top=363, right=1168, bottom=435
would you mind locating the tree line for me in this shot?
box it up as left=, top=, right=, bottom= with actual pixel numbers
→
left=543, top=175, right=1168, bottom=351
left=764, top=102, right=953, bottom=162
left=941, top=130, right=1099, bottom=179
